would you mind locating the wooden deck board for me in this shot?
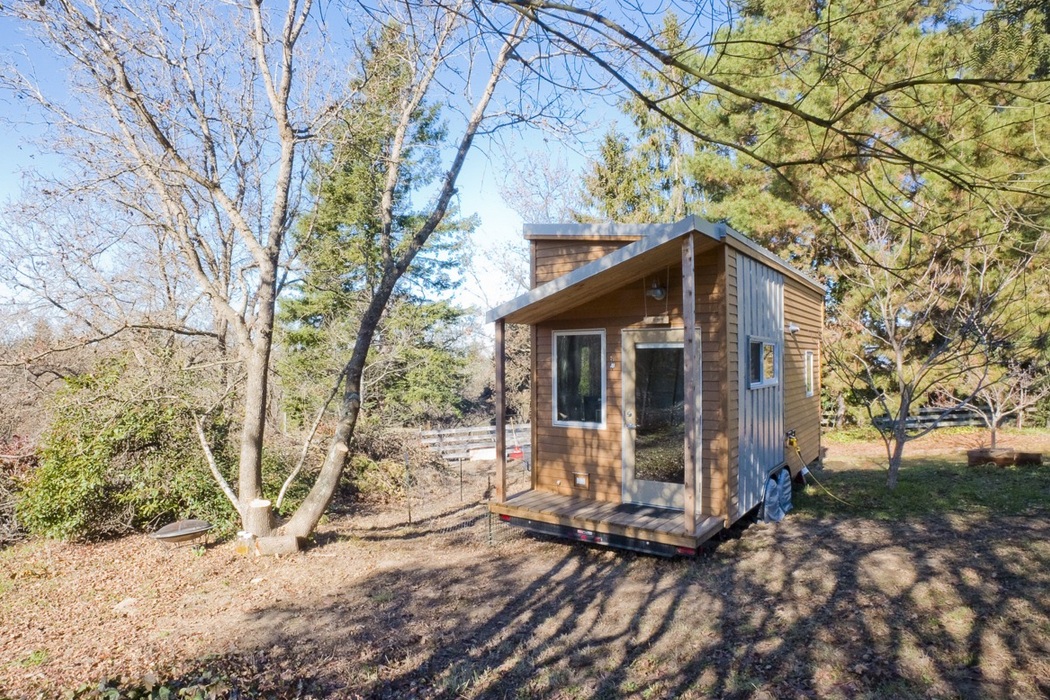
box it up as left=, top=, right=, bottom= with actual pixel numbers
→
left=519, top=491, right=565, bottom=513
left=491, top=489, right=724, bottom=550
left=564, top=501, right=616, bottom=522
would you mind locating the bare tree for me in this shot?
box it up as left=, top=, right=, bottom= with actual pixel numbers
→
left=497, top=145, right=583, bottom=224
left=951, top=360, right=1050, bottom=448
left=825, top=212, right=1035, bottom=487
left=1, top=0, right=333, bottom=532
left=0, top=0, right=534, bottom=539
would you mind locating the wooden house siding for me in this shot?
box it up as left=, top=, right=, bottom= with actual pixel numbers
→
left=724, top=248, right=741, bottom=521
left=534, top=316, right=628, bottom=502
left=529, top=246, right=733, bottom=515
left=530, top=324, right=540, bottom=491
left=490, top=218, right=824, bottom=553
left=694, top=246, right=727, bottom=517
left=532, top=240, right=634, bottom=286
left=533, top=265, right=684, bottom=500
left=783, top=275, right=823, bottom=467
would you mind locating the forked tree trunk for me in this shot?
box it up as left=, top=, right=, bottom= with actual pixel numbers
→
left=277, top=288, right=391, bottom=539
left=275, top=14, right=525, bottom=541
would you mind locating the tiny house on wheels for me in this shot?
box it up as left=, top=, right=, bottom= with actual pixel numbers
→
left=487, top=216, right=824, bottom=556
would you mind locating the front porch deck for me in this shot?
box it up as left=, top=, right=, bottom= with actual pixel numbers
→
left=490, top=489, right=724, bottom=555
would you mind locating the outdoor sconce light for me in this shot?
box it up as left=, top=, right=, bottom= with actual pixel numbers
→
left=787, top=323, right=801, bottom=334
left=646, top=280, right=667, bottom=301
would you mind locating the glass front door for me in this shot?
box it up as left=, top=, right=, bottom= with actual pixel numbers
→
left=623, top=329, right=687, bottom=508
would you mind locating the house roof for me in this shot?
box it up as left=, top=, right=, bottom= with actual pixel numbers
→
left=486, top=216, right=824, bottom=325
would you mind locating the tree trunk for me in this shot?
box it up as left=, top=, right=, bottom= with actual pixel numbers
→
left=886, top=396, right=910, bottom=489
left=238, top=348, right=269, bottom=505
left=886, top=430, right=906, bottom=489
left=277, top=289, right=390, bottom=539
left=237, top=262, right=277, bottom=534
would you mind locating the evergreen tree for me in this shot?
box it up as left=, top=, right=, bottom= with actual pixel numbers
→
left=580, top=15, right=697, bottom=223
left=279, top=23, right=475, bottom=429
left=580, top=0, right=1050, bottom=486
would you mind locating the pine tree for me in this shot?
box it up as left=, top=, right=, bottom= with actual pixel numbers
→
left=577, top=0, right=1050, bottom=486
left=279, top=23, right=476, bottom=430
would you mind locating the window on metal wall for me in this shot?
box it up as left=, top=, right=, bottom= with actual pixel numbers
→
left=749, top=337, right=777, bottom=388
left=554, top=330, right=605, bottom=426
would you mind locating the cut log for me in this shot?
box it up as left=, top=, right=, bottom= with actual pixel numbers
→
left=1015, top=452, right=1043, bottom=467
left=254, top=535, right=302, bottom=556
left=244, top=498, right=273, bottom=537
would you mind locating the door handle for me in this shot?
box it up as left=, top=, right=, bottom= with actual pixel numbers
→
left=625, top=421, right=637, bottom=429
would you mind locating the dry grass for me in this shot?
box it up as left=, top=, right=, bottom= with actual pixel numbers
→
left=1, top=430, right=1049, bottom=699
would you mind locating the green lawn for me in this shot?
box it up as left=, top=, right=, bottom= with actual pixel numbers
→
left=795, top=456, right=1050, bottom=520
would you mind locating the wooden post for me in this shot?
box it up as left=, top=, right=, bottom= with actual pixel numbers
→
left=495, top=319, right=508, bottom=504
left=403, top=449, right=413, bottom=524
left=530, top=326, right=539, bottom=490
left=682, top=236, right=698, bottom=536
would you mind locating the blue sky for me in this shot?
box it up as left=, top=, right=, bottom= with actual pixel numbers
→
left=0, top=11, right=610, bottom=318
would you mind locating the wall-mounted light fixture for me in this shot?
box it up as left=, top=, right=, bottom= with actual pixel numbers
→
left=646, top=280, right=667, bottom=301
left=787, top=323, right=801, bottom=334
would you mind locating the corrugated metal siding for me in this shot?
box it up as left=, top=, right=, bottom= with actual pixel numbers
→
left=737, top=255, right=785, bottom=515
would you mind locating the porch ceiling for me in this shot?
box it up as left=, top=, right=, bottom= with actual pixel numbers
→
left=487, top=218, right=722, bottom=325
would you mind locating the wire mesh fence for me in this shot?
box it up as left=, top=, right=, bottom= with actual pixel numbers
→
left=345, top=456, right=533, bottom=549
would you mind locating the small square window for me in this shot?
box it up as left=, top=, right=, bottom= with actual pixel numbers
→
left=749, top=338, right=777, bottom=388
left=749, top=341, right=763, bottom=385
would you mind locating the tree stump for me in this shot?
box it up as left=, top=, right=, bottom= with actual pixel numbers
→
left=244, top=498, right=273, bottom=537
left=254, top=535, right=302, bottom=556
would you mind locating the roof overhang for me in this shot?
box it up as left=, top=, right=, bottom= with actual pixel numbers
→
left=487, top=216, right=824, bottom=325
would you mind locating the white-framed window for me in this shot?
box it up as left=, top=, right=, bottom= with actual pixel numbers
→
left=553, top=329, right=606, bottom=427
left=804, top=350, right=816, bottom=397
left=748, top=336, right=778, bottom=388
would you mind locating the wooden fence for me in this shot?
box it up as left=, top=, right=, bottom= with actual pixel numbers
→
left=420, top=423, right=531, bottom=462
left=871, top=406, right=987, bottom=432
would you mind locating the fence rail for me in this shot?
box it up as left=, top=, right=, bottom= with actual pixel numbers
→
left=871, top=406, right=987, bottom=432
left=420, top=423, right=531, bottom=462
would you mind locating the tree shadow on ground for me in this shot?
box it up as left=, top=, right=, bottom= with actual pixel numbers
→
left=209, top=505, right=1050, bottom=700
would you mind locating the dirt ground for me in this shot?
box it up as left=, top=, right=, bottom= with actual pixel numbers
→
left=2, top=431, right=1049, bottom=699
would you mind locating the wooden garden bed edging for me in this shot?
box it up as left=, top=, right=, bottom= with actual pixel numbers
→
left=966, top=448, right=1044, bottom=468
